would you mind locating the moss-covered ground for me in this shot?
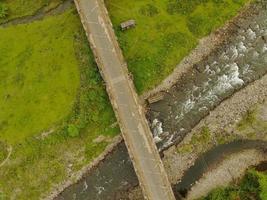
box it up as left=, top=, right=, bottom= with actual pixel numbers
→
left=106, top=0, right=250, bottom=93
left=0, top=7, right=118, bottom=200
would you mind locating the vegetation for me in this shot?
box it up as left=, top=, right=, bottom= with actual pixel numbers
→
left=0, top=10, right=80, bottom=144
left=237, top=105, right=267, bottom=139
left=200, top=169, right=267, bottom=200
left=106, top=0, right=250, bottom=93
left=0, top=2, right=8, bottom=18
left=0, top=141, right=8, bottom=163
left=177, top=126, right=211, bottom=153
left=238, top=110, right=257, bottom=130
left=0, top=8, right=118, bottom=199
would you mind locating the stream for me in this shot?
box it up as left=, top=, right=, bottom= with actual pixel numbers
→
left=56, top=2, right=267, bottom=200
left=56, top=143, right=138, bottom=200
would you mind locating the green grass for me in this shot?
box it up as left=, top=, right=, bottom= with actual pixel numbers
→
left=0, top=8, right=119, bottom=200
left=177, top=126, right=211, bottom=153
left=106, top=0, right=250, bottom=93
left=237, top=105, right=267, bottom=138
left=0, top=7, right=80, bottom=144
left=200, top=169, right=267, bottom=200
left=0, top=141, right=8, bottom=163
left=0, top=0, right=63, bottom=24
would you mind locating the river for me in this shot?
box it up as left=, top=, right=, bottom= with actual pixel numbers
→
left=149, top=6, right=267, bottom=150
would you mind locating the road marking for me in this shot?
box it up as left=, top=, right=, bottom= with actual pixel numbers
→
left=89, top=4, right=98, bottom=13
left=89, top=34, right=96, bottom=48
left=138, top=123, right=152, bottom=153
left=86, top=21, right=99, bottom=24
left=92, top=34, right=108, bottom=39
left=112, top=75, right=125, bottom=84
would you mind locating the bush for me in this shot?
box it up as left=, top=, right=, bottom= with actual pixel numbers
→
left=139, top=4, right=159, bottom=17
left=0, top=3, right=8, bottom=18
left=167, top=0, right=208, bottom=15
left=202, top=170, right=267, bottom=200
left=67, top=124, right=79, bottom=137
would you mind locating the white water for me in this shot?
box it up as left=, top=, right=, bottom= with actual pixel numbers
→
left=151, top=16, right=267, bottom=149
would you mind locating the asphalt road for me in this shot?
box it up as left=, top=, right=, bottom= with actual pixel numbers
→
left=74, top=0, right=176, bottom=199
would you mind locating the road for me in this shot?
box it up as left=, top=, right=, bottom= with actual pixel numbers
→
left=74, top=0, right=176, bottom=199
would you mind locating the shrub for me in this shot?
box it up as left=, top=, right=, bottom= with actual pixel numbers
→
left=0, top=3, right=8, bottom=18
left=139, top=4, right=159, bottom=17
left=167, top=0, right=208, bottom=15
left=67, top=124, right=79, bottom=137
left=202, top=170, right=266, bottom=200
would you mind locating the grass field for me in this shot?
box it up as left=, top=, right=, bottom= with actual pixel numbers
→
left=106, top=0, right=250, bottom=93
left=0, top=9, right=80, bottom=144
left=201, top=169, right=267, bottom=200
left=0, top=0, right=62, bottom=24
left=0, top=8, right=118, bottom=199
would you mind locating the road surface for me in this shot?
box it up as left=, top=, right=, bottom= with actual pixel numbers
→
left=74, top=0, right=176, bottom=199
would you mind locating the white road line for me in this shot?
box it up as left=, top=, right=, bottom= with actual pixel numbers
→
left=89, top=4, right=98, bottom=13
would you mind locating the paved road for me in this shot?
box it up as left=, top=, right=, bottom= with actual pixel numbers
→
left=74, top=0, right=176, bottom=199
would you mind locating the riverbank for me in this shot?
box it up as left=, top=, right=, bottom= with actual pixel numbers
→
left=163, top=71, right=267, bottom=186
left=186, top=148, right=267, bottom=200
left=44, top=135, right=122, bottom=200
left=126, top=145, right=267, bottom=200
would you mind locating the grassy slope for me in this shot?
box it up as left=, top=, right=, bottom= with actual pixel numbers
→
left=0, top=0, right=62, bottom=23
left=200, top=169, right=267, bottom=200
left=106, top=0, right=249, bottom=93
left=0, top=8, right=118, bottom=200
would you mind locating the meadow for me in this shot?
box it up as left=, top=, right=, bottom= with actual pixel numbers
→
left=106, top=0, right=250, bottom=93
left=0, top=7, right=118, bottom=199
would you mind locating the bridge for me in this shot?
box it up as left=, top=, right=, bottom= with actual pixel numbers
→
left=74, top=0, right=176, bottom=199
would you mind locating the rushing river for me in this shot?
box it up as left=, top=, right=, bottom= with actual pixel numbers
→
left=149, top=7, right=267, bottom=150
left=56, top=3, right=267, bottom=200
